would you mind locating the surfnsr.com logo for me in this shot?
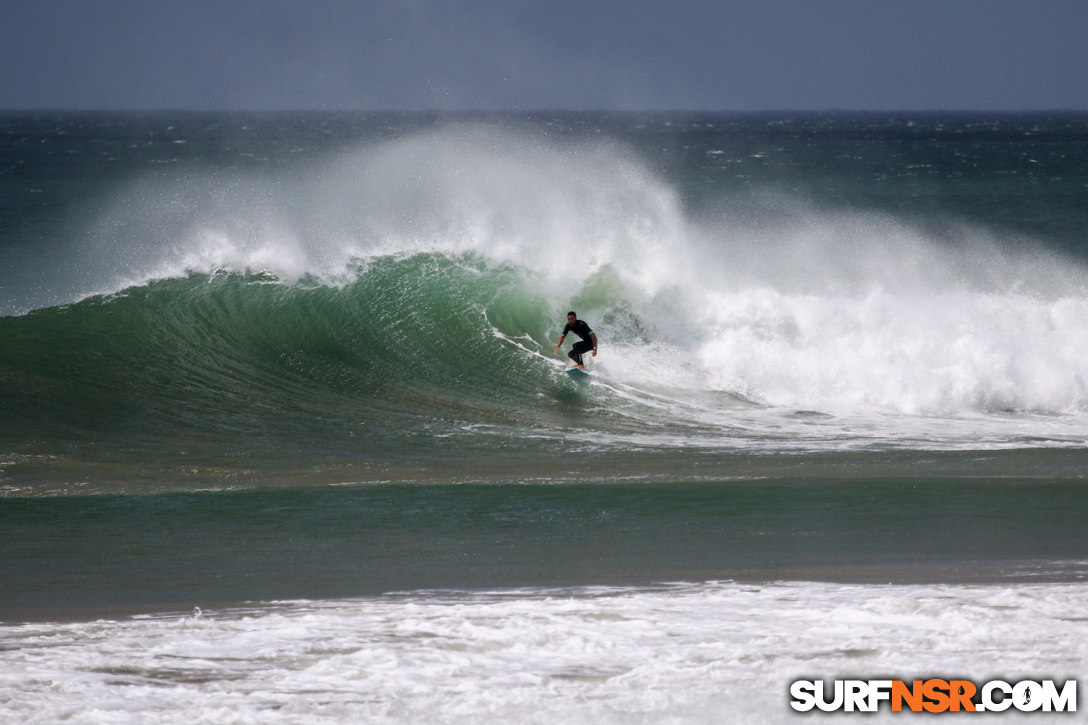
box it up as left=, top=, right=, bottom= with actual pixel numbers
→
left=790, top=679, right=1077, bottom=713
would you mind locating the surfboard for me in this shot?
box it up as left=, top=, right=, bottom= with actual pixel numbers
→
left=564, top=367, right=590, bottom=378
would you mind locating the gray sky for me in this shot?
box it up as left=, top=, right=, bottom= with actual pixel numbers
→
left=2, top=0, right=1086, bottom=111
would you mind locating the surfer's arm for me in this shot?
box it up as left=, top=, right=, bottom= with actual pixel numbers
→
left=591, top=332, right=598, bottom=356
left=553, top=334, right=565, bottom=355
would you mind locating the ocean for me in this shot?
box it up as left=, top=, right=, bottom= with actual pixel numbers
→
left=1, top=111, right=1086, bottom=722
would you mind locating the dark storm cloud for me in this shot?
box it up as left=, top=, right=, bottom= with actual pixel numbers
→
left=1, top=0, right=1086, bottom=110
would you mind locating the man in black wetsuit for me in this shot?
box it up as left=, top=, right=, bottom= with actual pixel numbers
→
left=553, top=311, right=598, bottom=370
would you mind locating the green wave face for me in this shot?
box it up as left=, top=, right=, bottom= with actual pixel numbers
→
left=1, top=254, right=671, bottom=468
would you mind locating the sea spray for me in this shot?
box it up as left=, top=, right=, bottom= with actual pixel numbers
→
left=68, top=126, right=688, bottom=307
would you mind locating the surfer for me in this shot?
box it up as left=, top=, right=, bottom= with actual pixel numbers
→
left=554, top=311, right=598, bottom=370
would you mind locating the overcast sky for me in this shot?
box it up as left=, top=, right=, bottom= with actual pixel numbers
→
left=2, top=0, right=1086, bottom=111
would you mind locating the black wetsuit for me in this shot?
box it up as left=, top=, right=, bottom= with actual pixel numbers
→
left=562, top=319, right=595, bottom=367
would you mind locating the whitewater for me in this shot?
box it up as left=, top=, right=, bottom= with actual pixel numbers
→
left=2, top=581, right=1085, bottom=724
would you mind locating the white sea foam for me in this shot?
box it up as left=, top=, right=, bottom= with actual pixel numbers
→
left=1, top=581, right=1084, bottom=724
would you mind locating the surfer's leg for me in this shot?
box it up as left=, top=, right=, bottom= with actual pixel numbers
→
left=570, top=341, right=591, bottom=368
